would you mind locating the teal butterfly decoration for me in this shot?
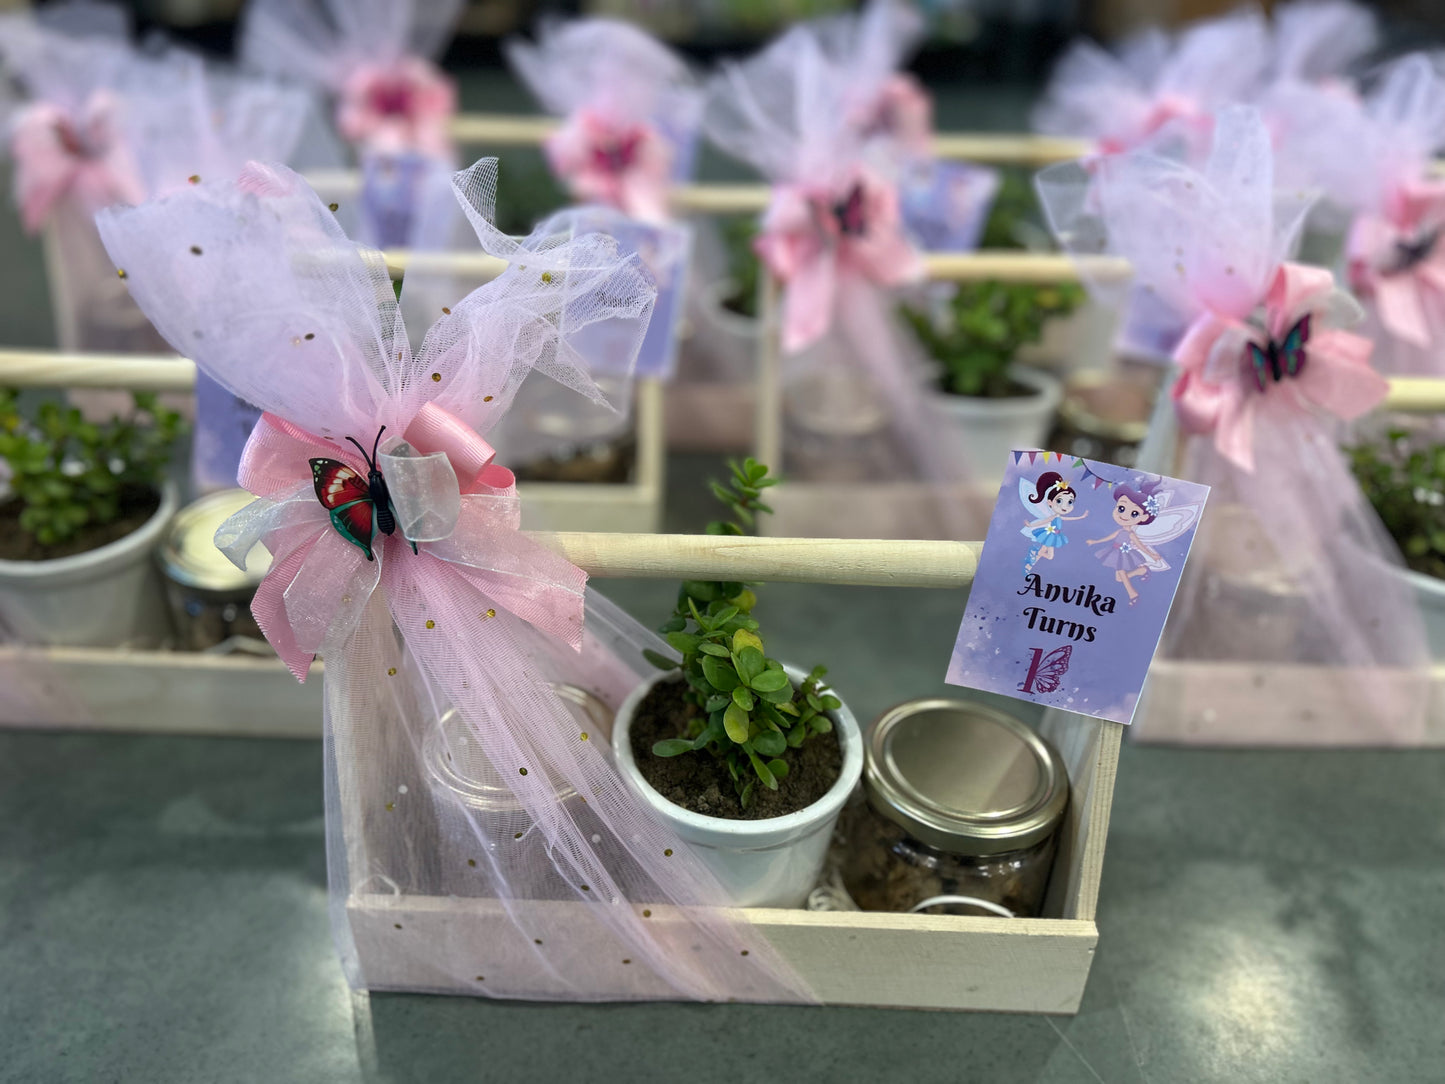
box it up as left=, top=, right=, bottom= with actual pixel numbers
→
left=1247, top=314, right=1310, bottom=393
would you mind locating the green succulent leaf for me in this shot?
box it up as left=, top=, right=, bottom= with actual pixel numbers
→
left=701, top=655, right=740, bottom=692
left=652, top=739, right=696, bottom=757
left=748, top=668, right=790, bottom=693
left=723, top=702, right=751, bottom=744
left=642, top=649, right=679, bottom=671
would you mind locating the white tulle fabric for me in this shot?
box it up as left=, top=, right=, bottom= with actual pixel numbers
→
left=95, top=158, right=810, bottom=1001
left=1269, top=0, right=1377, bottom=85
left=700, top=17, right=982, bottom=538
left=1039, top=106, right=1431, bottom=743
left=1033, top=8, right=1271, bottom=160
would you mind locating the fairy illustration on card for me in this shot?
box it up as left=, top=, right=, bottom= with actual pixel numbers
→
left=1019, top=471, right=1090, bottom=576
left=1085, top=476, right=1203, bottom=605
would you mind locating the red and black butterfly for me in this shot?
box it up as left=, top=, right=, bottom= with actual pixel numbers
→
left=310, top=427, right=416, bottom=562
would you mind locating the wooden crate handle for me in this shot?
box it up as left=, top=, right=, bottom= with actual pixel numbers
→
left=528, top=532, right=981, bottom=588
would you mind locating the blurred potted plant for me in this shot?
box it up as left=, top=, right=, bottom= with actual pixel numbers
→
left=671, top=214, right=763, bottom=451
left=1349, top=428, right=1445, bottom=659
left=611, top=459, right=863, bottom=906
left=0, top=390, right=184, bottom=646
left=902, top=277, right=1082, bottom=479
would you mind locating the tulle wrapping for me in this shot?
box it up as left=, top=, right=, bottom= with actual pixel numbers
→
left=507, top=18, right=702, bottom=224
left=700, top=14, right=985, bottom=536
left=1038, top=105, right=1430, bottom=742
left=1033, top=9, right=1271, bottom=159
left=96, top=158, right=812, bottom=1001
left=239, top=0, right=461, bottom=164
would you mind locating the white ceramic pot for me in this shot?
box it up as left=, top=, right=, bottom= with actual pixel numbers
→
left=1401, top=567, right=1445, bottom=661
left=612, top=664, right=864, bottom=908
left=0, top=482, right=178, bottom=647
left=931, top=366, right=1063, bottom=483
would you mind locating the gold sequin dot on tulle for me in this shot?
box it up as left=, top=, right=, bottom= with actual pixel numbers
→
left=642, top=910, right=652, bottom=918
left=664, top=849, right=673, bottom=857
left=425, top=620, right=435, bottom=629
left=518, top=767, right=528, bottom=776
left=190, top=245, right=202, bottom=255
left=579, top=732, right=589, bottom=742
left=475, top=975, right=484, bottom=982
left=622, top=958, right=631, bottom=965
left=482, top=609, right=495, bottom=619
left=442, top=306, right=451, bottom=314
left=393, top=923, right=402, bottom=930
left=387, top=667, right=397, bottom=677
left=188, top=174, right=200, bottom=184
left=116, top=269, right=127, bottom=279
left=741, top=950, right=749, bottom=956
left=514, top=831, right=524, bottom=839
left=580, top=885, right=590, bottom=892
left=467, top=859, right=477, bottom=867
left=328, top=202, right=339, bottom=212
left=431, top=373, right=441, bottom=382
left=534, top=939, right=543, bottom=945
left=483, top=395, right=493, bottom=402
left=541, top=271, right=552, bottom=284
left=385, top=802, right=394, bottom=812
left=305, top=332, right=315, bottom=341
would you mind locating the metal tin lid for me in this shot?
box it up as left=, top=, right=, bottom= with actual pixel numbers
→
left=864, top=699, right=1068, bottom=856
left=158, top=489, right=271, bottom=593
left=425, top=685, right=614, bottom=812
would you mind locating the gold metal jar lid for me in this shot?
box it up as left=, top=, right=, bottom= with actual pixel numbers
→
left=157, top=488, right=272, bottom=594
left=425, top=685, right=614, bottom=812
left=864, top=699, right=1068, bottom=856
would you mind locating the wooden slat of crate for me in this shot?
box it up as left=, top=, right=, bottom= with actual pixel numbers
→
left=0, top=645, right=320, bottom=738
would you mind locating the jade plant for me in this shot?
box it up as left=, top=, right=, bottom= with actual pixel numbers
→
left=644, top=458, right=841, bottom=809
left=901, top=279, right=1084, bottom=398
left=1349, top=428, right=1445, bottom=580
left=0, top=390, right=185, bottom=548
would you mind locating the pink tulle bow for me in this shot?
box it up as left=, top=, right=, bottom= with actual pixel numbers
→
left=544, top=108, right=672, bottom=224
left=10, top=94, right=145, bottom=234
left=230, top=408, right=583, bottom=681
left=755, top=166, right=924, bottom=354
left=337, top=58, right=457, bottom=159
left=1346, top=178, right=1445, bottom=349
left=1172, top=262, right=1385, bottom=471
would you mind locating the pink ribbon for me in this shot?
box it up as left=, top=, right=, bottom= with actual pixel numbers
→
left=1097, top=94, right=1205, bottom=157
left=544, top=108, right=672, bottom=224
left=755, top=165, right=924, bottom=354
left=1346, top=178, right=1445, bottom=349
left=859, top=74, right=934, bottom=161
left=337, top=58, right=457, bottom=159
left=9, top=94, right=146, bottom=234
left=228, top=407, right=584, bottom=681
left=1171, top=262, right=1385, bottom=471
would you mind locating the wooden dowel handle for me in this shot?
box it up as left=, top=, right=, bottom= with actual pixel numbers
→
left=1, top=350, right=1443, bottom=415
left=527, top=532, right=982, bottom=588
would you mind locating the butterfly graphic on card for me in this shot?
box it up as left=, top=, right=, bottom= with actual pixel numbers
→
left=1020, top=644, right=1072, bottom=694
left=1246, top=314, right=1309, bottom=393
left=309, top=426, right=417, bottom=562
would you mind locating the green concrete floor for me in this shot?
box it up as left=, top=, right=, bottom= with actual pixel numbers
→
left=2, top=66, right=1444, bottom=1084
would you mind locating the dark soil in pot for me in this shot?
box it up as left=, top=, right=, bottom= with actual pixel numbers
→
left=939, top=375, right=1036, bottom=400
left=510, top=435, right=636, bottom=485
left=629, top=677, right=843, bottom=821
left=0, top=485, right=160, bottom=561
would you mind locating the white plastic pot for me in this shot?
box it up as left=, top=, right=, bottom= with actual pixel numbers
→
left=612, top=664, right=863, bottom=908
left=931, top=366, right=1063, bottom=483
left=1401, top=567, right=1445, bottom=661
left=0, top=482, right=178, bottom=647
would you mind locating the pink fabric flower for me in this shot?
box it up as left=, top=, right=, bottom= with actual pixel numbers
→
left=755, top=166, right=924, bottom=354
left=337, top=57, right=457, bottom=159
left=544, top=108, right=672, bottom=223
left=1172, top=262, right=1384, bottom=471
left=1346, top=178, right=1445, bottom=349
left=1096, top=93, right=1207, bottom=157
left=10, top=93, right=146, bottom=234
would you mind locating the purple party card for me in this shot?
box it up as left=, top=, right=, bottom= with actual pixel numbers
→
left=946, top=450, right=1210, bottom=724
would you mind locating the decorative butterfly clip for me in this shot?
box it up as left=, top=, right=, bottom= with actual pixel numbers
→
left=832, top=183, right=867, bottom=237
left=1390, top=226, right=1440, bottom=274
left=1246, top=313, right=1309, bottom=392
left=310, top=426, right=418, bottom=562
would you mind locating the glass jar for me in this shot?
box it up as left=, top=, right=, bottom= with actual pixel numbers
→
left=840, top=699, right=1068, bottom=918
left=157, top=488, right=271, bottom=651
